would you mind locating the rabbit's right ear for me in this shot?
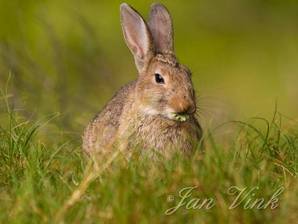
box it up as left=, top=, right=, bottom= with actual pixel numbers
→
left=120, top=3, right=153, bottom=73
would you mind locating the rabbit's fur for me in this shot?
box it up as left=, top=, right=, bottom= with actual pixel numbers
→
left=83, top=3, right=202, bottom=156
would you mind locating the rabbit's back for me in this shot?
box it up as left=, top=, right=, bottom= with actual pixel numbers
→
left=83, top=81, right=136, bottom=153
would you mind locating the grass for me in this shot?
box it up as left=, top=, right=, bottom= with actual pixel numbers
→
left=0, top=92, right=297, bottom=224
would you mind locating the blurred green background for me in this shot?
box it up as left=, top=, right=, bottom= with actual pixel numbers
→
left=0, top=0, right=297, bottom=140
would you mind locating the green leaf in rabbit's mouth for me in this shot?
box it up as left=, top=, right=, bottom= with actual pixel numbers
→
left=172, top=113, right=189, bottom=122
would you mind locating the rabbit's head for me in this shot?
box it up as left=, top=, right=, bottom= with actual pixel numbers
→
left=120, top=3, right=196, bottom=122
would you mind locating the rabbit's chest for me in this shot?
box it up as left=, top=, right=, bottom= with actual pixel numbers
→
left=127, top=116, right=200, bottom=153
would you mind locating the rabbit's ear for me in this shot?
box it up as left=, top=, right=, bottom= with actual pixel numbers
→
left=148, top=3, right=174, bottom=54
left=120, top=3, right=153, bottom=72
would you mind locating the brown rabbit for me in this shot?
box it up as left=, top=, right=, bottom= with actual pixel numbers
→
left=83, top=3, right=202, bottom=157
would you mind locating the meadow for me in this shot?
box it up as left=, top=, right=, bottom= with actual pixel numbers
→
left=0, top=0, right=297, bottom=223
left=0, top=91, right=297, bottom=223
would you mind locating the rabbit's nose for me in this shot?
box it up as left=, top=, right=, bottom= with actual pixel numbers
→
left=169, top=94, right=196, bottom=115
left=177, top=104, right=196, bottom=115
left=187, top=104, right=196, bottom=115
left=174, top=99, right=196, bottom=115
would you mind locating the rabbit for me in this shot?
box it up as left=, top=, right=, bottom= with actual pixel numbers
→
left=83, top=3, right=203, bottom=157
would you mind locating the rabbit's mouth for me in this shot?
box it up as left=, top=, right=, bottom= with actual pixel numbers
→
left=167, top=112, right=190, bottom=122
left=141, top=106, right=190, bottom=122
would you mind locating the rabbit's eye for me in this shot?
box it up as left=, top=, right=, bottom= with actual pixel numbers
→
left=155, top=73, right=165, bottom=84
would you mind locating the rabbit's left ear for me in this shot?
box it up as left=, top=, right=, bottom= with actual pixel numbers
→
left=148, top=3, right=174, bottom=54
